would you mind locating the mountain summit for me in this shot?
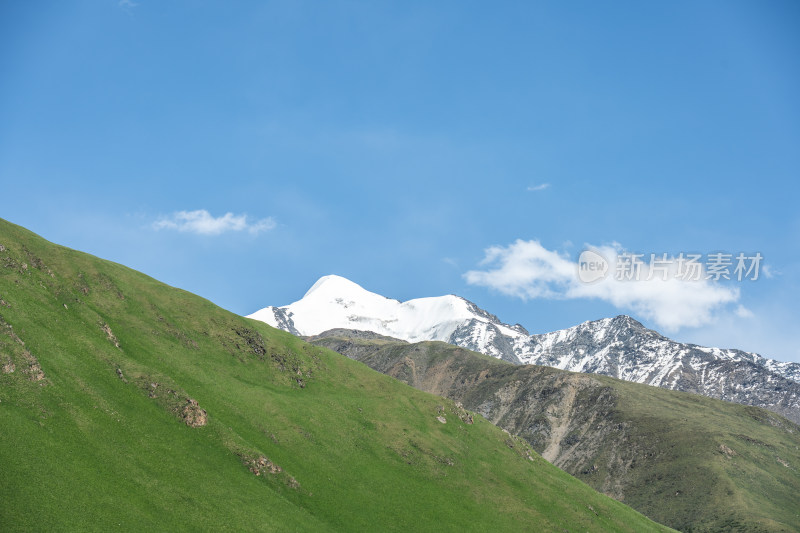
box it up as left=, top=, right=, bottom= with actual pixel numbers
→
left=248, top=274, right=527, bottom=346
left=249, top=275, right=800, bottom=423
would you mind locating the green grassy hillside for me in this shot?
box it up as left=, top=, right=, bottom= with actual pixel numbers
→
left=310, top=332, right=800, bottom=532
left=0, top=219, right=672, bottom=532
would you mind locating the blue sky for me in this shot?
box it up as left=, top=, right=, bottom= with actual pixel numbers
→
left=2, top=1, right=799, bottom=361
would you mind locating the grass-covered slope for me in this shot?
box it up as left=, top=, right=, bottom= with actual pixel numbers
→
left=310, top=331, right=800, bottom=533
left=0, top=219, right=671, bottom=532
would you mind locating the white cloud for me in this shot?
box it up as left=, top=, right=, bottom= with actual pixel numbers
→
left=526, top=183, right=550, bottom=192
left=464, top=240, right=740, bottom=331
left=153, top=210, right=276, bottom=236
left=465, top=240, right=574, bottom=299
left=118, top=0, right=138, bottom=8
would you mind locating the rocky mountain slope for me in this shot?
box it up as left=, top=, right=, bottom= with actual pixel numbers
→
left=516, top=315, right=800, bottom=424
left=249, top=275, right=800, bottom=423
left=310, top=329, right=800, bottom=533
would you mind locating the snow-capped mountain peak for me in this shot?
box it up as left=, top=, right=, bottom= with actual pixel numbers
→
left=247, top=275, right=519, bottom=346
left=301, top=274, right=388, bottom=302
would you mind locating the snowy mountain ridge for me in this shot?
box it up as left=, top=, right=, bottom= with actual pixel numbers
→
left=247, top=274, right=527, bottom=345
left=248, top=275, right=800, bottom=423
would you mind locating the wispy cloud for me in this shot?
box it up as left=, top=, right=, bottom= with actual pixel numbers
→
left=464, top=239, right=741, bottom=331
left=761, top=264, right=777, bottom=279
left=526, top=183, right=550, bottom=192
left=442, top=257, right=459, bottom=268
left=118, top=0, right=139, bottom=8
left=153, top=210, right=276, bottom=236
